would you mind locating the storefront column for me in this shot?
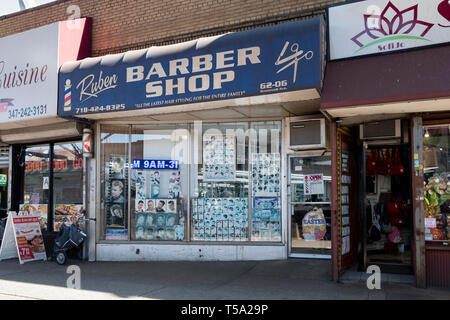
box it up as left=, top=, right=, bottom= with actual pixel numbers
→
left=7, top=145, right=13, bottom=211
left=87, top=156, right=97, bottom=262
left=411, top=116, right=426, bottom=288
left=330, top=121, right=339, bottom=282
left=9, top=145, right=24, bottom=212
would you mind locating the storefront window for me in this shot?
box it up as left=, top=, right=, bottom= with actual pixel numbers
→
left=130, top=125, right=188, bottom=241
left=100, top=121, right=282, bottom=243
left=23, top=144, right=50, bottom=231
left=101, top=125, right=129, bottom=240
left=190, top=121, right=282, bottom=242
left=22, top=141, right=84, bottom=232
left=423, top=125, right=450, bottom=243
left=53, top=141, right=84, bottom=232
left=250, top=121, right=282, bottom=242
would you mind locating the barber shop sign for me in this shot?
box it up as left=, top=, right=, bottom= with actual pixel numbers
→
left=328, top=0, right=450, bottom=60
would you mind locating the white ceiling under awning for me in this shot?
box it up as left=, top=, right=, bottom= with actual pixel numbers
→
left=322, top=96, right=450, bottom=125
left=78, top=89, right=321, bottom=122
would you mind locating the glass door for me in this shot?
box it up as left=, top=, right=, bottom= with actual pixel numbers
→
left=288, top=154, right=332, bottom=258
left=22, top=141, right=84, bottom=233
left=23, top=144, right=51, bottom=231
left=53, top=141, right=84, bottom=232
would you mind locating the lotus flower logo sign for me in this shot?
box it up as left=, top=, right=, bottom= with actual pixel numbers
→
left=351, top=1, right=434, bottom=53
left=438, top=0, right=450, bottom=27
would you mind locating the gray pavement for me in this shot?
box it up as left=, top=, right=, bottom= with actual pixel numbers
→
left=0, top=258, right=448, bottom=300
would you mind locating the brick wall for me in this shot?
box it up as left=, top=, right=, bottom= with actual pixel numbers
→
left=0, top=0, right=346, bottom=56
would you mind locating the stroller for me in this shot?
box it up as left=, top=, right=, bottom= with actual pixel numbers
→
left=53, top=214, right=95, bottom=265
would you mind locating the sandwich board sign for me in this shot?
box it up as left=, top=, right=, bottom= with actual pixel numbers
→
left=0, top=212, right=47, bottom=264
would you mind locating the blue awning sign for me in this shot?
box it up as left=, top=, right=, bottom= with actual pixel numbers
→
left=59, top=17, right=324, bottom=117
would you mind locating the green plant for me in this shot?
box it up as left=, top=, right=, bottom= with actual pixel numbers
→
left=424, top=175, right=450, bottom=217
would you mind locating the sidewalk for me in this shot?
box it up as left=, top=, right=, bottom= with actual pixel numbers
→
left=0, top=258, right=448, bottom=300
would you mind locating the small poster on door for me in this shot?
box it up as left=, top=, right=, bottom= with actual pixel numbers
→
left=342, top=236, right=350, bottom=255
left=425, top=218, right=436, bottom=229
left=304, top=174, right=324, bottom=195
left=302, top=208, right=326, bottom=241
left=42, top=176, right=49, bottom=190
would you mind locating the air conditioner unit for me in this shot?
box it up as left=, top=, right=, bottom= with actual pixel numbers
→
left=287, top=116, right=329, bottom=151
left=359, top=119, right=401, bottom=140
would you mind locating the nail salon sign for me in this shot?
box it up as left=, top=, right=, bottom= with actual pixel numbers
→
left=328, top=0, right=450, bottom=60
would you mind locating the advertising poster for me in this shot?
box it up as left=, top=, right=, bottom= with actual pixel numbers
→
left=252, top=197, right=281, bottom=241
left=109, top=156, right=125, bottom=179
left=342, top=236, right=350, bottom=255
left=106, top=155, right=128, bottom=229
left=135, top=199, right=179, bottom=240
left=149, top=171, right=161, bottom=198
left=425, top=217, right=437, bottom=229
left=203, top=135, right=236, bottom=181
left=106, top=203, right=126, bottom=228
left=251, top=153, right=281, bottom=197
left=54, top=204, right=84, bottom=232
left=168, top=170, right=181, bottom=199
left=304, top=174, right=324, bottom=195
left=302, top=208, right=327, bottom=241
left=105, top=228, right=128, bottom=240
left=13, top=216, right=46, bottom=262
left=135, top=170, right=146, bottom=209
left=110, top=179, right=126, bottom=203
left=19, top=204, right=48, bottom=231
left=0, top=213, right=47, bottom=264
left=192, top=198, right=248, bottom=241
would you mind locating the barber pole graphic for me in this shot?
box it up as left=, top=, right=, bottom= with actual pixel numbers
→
left=64, top=79, right=72, bottom=111
left=304, top=173, right=324, bottom=195
left=83, top=128, right=93, bottom=158
left=304, top=175, right=310, bottom=194
left=0, top=98, right=14, bottom=112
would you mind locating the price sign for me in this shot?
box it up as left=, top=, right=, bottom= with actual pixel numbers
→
left=0, top=212, right=46, bottom=264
